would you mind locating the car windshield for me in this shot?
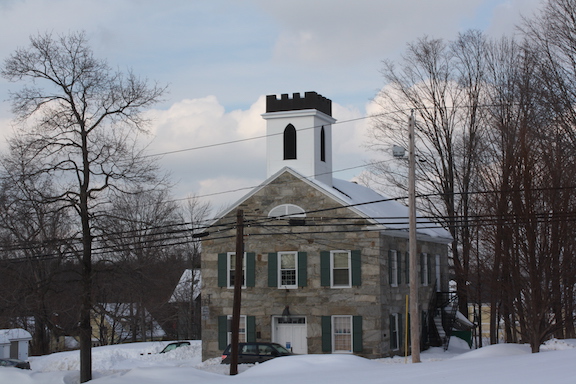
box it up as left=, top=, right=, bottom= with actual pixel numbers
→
left=272, top=344, right=291, bottom=354
left=161, top=342, right=189, bottom=353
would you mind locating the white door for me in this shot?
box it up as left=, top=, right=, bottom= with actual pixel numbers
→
left=273, top=317, right=307, bottom=354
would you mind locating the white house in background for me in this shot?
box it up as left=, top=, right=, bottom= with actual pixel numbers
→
left=169, top=269, right=202, bottom=303
left=92, top=303, right=166, bottom=345
left=0, top=328, right=32, bottom=361
left=169, top=269, right=202, bottom=340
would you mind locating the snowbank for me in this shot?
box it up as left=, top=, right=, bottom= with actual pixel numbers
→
left=1, top=338, right=575, bottom=384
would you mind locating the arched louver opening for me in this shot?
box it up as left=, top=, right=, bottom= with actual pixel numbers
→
left=283, top=124, right=297, bottom=160
left=268, top=204, right=306, bottom=218
left=320, top=126, right=326, bottom=162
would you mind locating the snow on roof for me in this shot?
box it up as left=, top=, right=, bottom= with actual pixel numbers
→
left=211, top=167, right=452, bottom=243
left=0, top=328, right=32, bottom=341
left=97, top=303, right=166, bottom=339
left=169, top=269, right=201, bottom=303
left=314, top=176, right=452, bottom=242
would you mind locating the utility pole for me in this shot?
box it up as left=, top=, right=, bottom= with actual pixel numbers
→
left=408, top=111, right=421, bottom=363
left=230, top=209, right=244, bottom=375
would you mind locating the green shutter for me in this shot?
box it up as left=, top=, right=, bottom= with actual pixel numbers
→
left=405, top=252, right=410, bottom=284
left=397, top=252, right=401, bottom=285
left=389, top=314, right=396, bottom=350
left=298, top=252, right=307, bottom=287
left=388, top=250, right=393, bottom=285
left=268, top=253, right=278, bottom=287
left=246, top=316, right=256, bottom=342
left=428, top=253, right=433, bottom=288
left=218, top=253, right=227, bottom=287
left=398, top=313, right=404, bottom=352
left=246, top=252, right=256, bottom=287
left=218, top=315, right=228, bottom=350
left=321, top=316, right=332, bottom=352
left=351, top=250, right=361, bottom=286
left=353, top=316, right=363, bottom=352
left=420, top=253, right=425, bottom=285
left=320, top=251, right=331, bottom=287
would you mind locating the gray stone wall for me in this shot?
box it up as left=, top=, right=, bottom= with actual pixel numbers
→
left=200, top=171, right=448, bottom=360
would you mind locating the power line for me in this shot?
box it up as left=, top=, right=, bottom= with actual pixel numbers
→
left=4, top=183, right=576, bottom=262
left=143, top=114, right=380, bottom=159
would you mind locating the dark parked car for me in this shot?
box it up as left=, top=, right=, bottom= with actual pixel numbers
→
left=221, top=342, right=294, bottom=364
left=159, top=341, right=191, bottom=354
left=0, top=358, right=31, bottom=369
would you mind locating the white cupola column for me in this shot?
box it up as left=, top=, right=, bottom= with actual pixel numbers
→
left=261, top=92, right=336, bottom=186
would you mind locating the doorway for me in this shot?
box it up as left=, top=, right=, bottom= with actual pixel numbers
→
left=272, top=316, right=307, bottom=354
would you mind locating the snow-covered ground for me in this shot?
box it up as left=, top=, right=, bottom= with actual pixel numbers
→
left=2, top=337, right=576, bottom=383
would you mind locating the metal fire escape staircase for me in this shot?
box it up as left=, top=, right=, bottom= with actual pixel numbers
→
left=426, top=288, right=459, bottom=351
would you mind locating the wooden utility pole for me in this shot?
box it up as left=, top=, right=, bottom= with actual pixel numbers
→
left=230, top=209, right=244, bottom=375
left=408, top=111, right=421, bottom=363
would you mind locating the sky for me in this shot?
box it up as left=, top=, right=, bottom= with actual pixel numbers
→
left=2, top=337, right=576, bottom=383
left=0, top=0, right=544, bottom=212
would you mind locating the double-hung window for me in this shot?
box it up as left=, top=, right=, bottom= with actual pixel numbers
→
left=435, top=254, right=441, bottom=292
left=218, top=252, right=255, bottom=288
left=331, top=251, right=351, bottom=288
left=227, top=315, right=246, bottom=344
left=421, top=252, right=430, bottom=287
left=390, top=313, right=400, bottom=350
left=228, top=252, right=246, bottom=288
left=332, top=315, right=353, bottom=353
left=279, top=252, right=297, bottom=289
left=389, top=250, right=399, bottom=287
left=320, top=250, right=360, bottom=288
left=218, top=315, right=256, bottom=349
left=321, top=315, right=362, bottom=353
left=268, top=252, right=307, bottom=288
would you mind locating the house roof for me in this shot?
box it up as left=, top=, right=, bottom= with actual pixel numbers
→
left=169, top=269, right=201, bottom=303
left=0, top=328, right=32, bottom=344
left=212, top=167, right=452, bottom=243
left=96, top=303, right=166, bottom=339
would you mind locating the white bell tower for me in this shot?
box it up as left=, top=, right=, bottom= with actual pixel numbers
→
left=262, top=92, right=336, bottom=186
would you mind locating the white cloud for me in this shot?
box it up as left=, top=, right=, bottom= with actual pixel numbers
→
left=0, top=0, right=548, bottom=213
left=145, top=96, right=268, bottom=209
left=145, top=94, right=373, bottom=209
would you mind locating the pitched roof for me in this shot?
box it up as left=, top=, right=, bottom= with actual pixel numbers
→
left=212, top=167, right=452, bottom=243
left=0, top=328, right=32, bottom=343
left=169, top=269, right=201, bottom=303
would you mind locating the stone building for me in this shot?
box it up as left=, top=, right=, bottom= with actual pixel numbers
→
left=200, top=92, right=452, bottom=360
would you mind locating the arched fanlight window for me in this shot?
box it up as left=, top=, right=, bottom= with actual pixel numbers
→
left=268, top=204, right=306, bottom=218
left=320, top=126, right=326, bottom=162
left=283, top=124, right=297, bottom=160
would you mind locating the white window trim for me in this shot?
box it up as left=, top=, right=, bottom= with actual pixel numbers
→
left=390, top=313, right=400, bottom=351
left=227, top=252, right=246, bottom=289
left=278, top=251, right=298, bottom=289
left=330, top=250, right=351, bottom=288
left=422, top=252, right=429, bottom=287
left=435, top=254, right=441, bottom=292
left=390, top=250, right=398, bottom=287
left=268, top=204, right=306, bottom=218
left=226, top=315, right=246, bottom=344
left=332, top=315, right=353, bottom=353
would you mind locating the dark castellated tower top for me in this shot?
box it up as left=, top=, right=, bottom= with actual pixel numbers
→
left=262, top=92, right=336, bottom=186
left=265, top=91, right=332, bottom=116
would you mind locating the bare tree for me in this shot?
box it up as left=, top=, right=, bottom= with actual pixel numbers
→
left=96, top=187, right=183, bottom=343
left=367, top=31, right=489, bottom=317
left=474, top=31, right=576, bottom=351
left=1, top=31, right=166, bottom=382
left=173, top=195, right=211, bottom=339
left=368, top=0, right=576, bottom=353
left=0, top=157, right=73, bottom=354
